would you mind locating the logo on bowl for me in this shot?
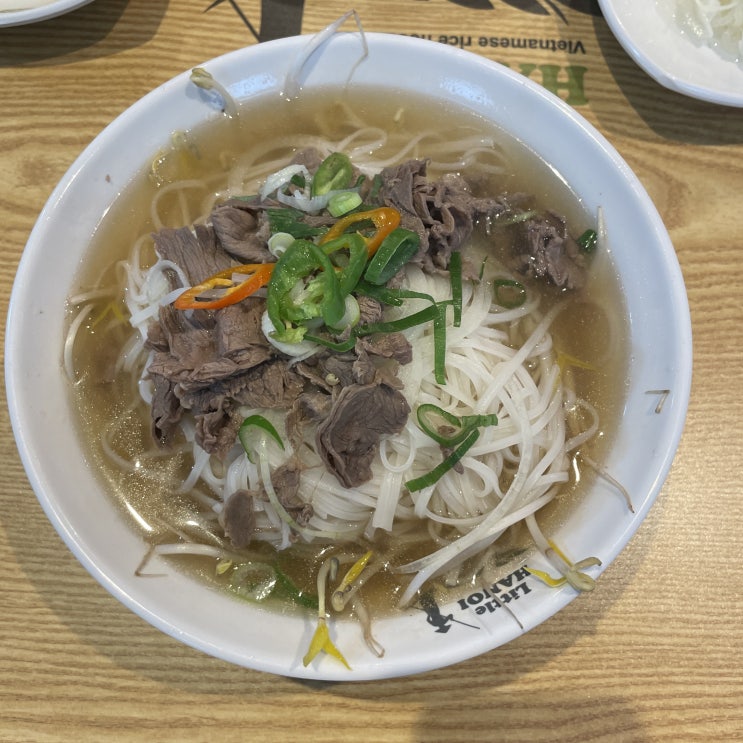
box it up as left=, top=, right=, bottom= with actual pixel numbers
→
left=417, top=567, right=535, bottom=635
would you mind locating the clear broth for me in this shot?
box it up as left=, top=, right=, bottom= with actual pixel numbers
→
left=68, top=88, right=629, bottom=616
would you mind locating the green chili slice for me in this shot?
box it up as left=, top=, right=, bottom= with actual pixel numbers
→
left=321, top=233, right=367, bottom=295
left=493, top=278, right=527, bottom=309
left=577, top=228, right=598, bottom=254
left=266, top=239, right=347, bottom=340
left=406, top=429, right=481, bottom=492
left=311, top=152, right=354, bottom=197
left=363, top=228, right=421, bottom=285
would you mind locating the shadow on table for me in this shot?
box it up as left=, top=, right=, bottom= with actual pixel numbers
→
left=590, top=14, right=743, bottom=146
left=0, top=0, right=168, bottom=67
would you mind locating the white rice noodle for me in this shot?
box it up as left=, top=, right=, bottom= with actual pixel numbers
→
left=121, top=239, right=581, bottom=603
left=203, top=276, right=570, bottom=608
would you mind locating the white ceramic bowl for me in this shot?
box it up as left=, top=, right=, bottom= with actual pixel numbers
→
left=0, top=0, right=94, bottom=27
left=599, top=0, right=743, bottom=107
left=5, top=33, right=692, bottom=681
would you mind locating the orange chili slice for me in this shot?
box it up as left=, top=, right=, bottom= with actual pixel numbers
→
left=173, top=263, right=274, bottom=311
left=318, top=206, right=400, bottom=257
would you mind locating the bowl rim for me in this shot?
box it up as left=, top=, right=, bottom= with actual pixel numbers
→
left=5, top=31, right=693, bottom=680
left=598, top=0, right=743, bottom=108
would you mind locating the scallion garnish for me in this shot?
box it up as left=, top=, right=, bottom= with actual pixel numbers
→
left=328, top=191, right=363, bottom=217
left=415, top=403, right=498, bottom=447
left=267, top=207, right=325, bottom=239
left=449, top=250, right=463, bottom=327
left=274, top=567, right=319, bottom=609
left=433, top=302, right=447, bottom=385
left=493, top=278, right=526, bottom=309
left=577, top=228, right=598, bottom=253
left=305, top=303, right=442, bottom=352
left=405, top=429, right=481, bottom=492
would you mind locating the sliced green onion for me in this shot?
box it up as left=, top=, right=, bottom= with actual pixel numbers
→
left=274, top=567, right=319, bottom=609
left=577, top=228, right=598, bottom=254
left=311, top=152, right=354, bottom=197
left=416, top=404, right=498, bottom=447
left=416, top=404, right=462, bottom=445
left=355, top=282, right=437, bottom=308
left=304, top=304, right=441, bottom=353
left=302, top=334, right=357, bottom=353
left=493, top=278, right=526, bottom=309
left=449, top=250, right=463, bottom=327
left=406, top=429, right=480, bottom=492
left=433, top=302, right=447, bottom=385
left=359, top=304, right=441, bottom=337
left=267, top=231, right=295, bottom=258
left=238, top=414, right=285, bottom=462
left=363, top=228, right=420, bottom=285
left=328, top=191, right=362, bottom=217
left=326, top=294, right=360, bottom=332
left=354, top=280, right=405, bottom=307
left=368, top=173, right=383, bottom=202
left=266, top=207, right=325, bottom=239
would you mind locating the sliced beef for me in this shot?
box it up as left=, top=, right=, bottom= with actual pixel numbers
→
left=154, top=224, right=233, bottom=285
left=196, top=405, right=242, bottom=458
left=511, top=212, right=586, bottom=290
left=285, top=391, right=333, bottom=451
left=321, top=353, right=358, bottom=388
left=295, top=352, right=358, bottom=393
left=357, top=332, right=412, bottom=365
left=150, top=303, right=215, bottom=374
left=377, top=159, right=501, bottom=272
left=150, top=373, right=182, bottom=443
left=210, top=201, right=274, bottom=264
left=231, top=360, right=304, bottom=409
left=220, top=489, right=257, bottom=548
left=145, top=297, right=285, bottom=458
left=171, top=360, right=303, bottom=421
left=215, top=301, right=268, bottom=359
left=316, top=381, right=410, bottom=488
left=352, top=349, right=405, bottom=390
left=356, top=295, right=384, bottom=326
left=351, top=349, right=376, bottom=386
left=270, top=459, right=313, bottom=526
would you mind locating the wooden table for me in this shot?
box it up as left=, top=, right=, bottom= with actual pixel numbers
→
left=1, top=1, right=741, bottom=740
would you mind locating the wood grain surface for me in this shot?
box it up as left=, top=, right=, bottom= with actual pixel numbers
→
left=1, top=1, right=741, bottom=741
